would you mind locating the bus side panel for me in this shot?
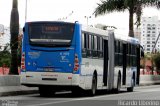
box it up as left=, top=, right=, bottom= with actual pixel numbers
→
left=72, top=24, right=81, bottom=86
left=21, top=23, right=28, bottom=82
left=80, top=58, right=103, bottom=90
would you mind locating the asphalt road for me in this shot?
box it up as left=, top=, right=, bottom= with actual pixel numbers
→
left=0, top=85, right=160, bottom=106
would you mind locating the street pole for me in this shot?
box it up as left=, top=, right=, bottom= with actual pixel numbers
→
left=152, top=33, right=160, bottom=53
left=25, top=0, right=28, bottom=22
left=85, top=16, right=91, bottom=26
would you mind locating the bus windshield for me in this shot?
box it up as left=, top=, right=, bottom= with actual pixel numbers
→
left=28, top=22, right=75, bottom=47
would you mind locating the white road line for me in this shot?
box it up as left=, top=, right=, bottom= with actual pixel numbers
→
left=26, top=100, right=76, bottom=106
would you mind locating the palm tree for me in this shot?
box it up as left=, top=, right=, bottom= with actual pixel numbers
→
left=94, top=0, right=158, bottom=37
left=9, top=0, right=19, bottom=75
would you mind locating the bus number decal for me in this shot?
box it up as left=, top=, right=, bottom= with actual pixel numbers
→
left=28, top=52, right=40, bottom=59
left=60, top=52, right=70, bottom=62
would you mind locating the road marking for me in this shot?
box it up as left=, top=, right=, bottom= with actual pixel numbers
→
left=26, top=90, right=156, bottom=106
left=2, top=85, right=160, bottom=106
left=26, top=100, right=76, bottom=106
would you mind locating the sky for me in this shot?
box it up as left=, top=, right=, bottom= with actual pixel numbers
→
left=0, top=0, right=160, bottom=34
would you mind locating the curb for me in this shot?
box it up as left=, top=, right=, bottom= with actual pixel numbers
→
left=139, top=82, right=160, bottom=86
left=0, top=90, right=38, bottom=96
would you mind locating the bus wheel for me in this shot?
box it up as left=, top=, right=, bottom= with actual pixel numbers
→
left=115, top=74, right=121, bottom=93
left=127, top=78, right=134, bottom=92
left=39, top=87, right=55, bottom=97
left=90, top=74, right=97, bottom=96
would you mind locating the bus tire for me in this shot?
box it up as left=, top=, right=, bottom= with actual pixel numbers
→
left=39, top=87, right=55, bottom=97
left=90, top=74, right=97, bottom=96
left=115, top=74, right=121, bottom=93
left=127, top=78, right=134, bottom=92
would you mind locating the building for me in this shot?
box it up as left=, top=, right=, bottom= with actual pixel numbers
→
left=141, top=16, right=160, bottom=53
left=134, top=27, right=141, bottom=42
left=0, top=26, right=10, bottom=51
left=0, top=24, right=23, bottom=51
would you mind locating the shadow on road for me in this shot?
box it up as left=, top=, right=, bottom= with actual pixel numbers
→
left=33, top=90, right=131, bottom=98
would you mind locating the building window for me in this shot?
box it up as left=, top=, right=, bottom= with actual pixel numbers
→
left=152, top=38, right=155, bottom=40
left=152, top=31, right=155, bottom=33
left=147, top=27, right=151, bottom=30
left=152, top=27, right=156, bottom=30
left=147, top=38, right=150, bottom=40
left=147, top=48, right=150, bottom=51
left=147, top=34, right=150, bottom=37
left=147, top=31, right=150, bottom=33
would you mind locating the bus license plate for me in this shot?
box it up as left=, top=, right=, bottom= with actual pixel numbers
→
left=44, top=68, right=54, bottom=72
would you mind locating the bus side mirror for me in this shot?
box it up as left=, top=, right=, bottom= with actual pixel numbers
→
left=23, top=27, right=25, bottom=33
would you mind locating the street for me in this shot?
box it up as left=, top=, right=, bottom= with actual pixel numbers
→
left=0, top=85, right=160, bottom=106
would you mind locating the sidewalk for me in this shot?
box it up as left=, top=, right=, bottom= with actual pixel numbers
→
left=0, top=75, right=38, bottom=96
left=0, top=86, right=38, bottom=96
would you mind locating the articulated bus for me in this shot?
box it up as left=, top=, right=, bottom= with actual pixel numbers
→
left=21, top=21, right=143, bottom=96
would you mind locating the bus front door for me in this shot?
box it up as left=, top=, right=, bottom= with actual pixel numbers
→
left=103, top=40, right=108, bottom=86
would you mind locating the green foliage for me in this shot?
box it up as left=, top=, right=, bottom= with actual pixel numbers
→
left=17, top=37, right=22, bottom=67
left=0, top=49, right=11, bottom=67
left=1, top=44, right=11, bottom=67
left=153, top=53, right=160, bottom=71
left=94, top=0, right=158, bottom=37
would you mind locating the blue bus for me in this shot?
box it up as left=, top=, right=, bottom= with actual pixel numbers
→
left=21, top=21, right=143, bottom=96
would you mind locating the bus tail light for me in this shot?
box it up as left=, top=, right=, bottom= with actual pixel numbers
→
left=74, top=54, right=79, bottom=72
left=21, top=52, right=25, bottom=70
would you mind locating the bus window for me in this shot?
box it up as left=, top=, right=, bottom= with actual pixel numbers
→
left=86, top=34, right=92, bottom=57
left=91, top=35, right=94, bottom=50
left=99, top=37, right=103, bottom=58
left=84, top=33, right=87, bottom=49
left=127, top=43, right=130, bottom=66
left=115, top=40, right=119, bottom=66
left=119, top=41, right=123, bottom=66
left=82, top=33, right=87, bottom=58
left=89, top=35, right=92, bottom=50
left=97, top=36, right=100, bottom=51
left=29, top=23, right=74, bottom=47
left=89, top=35, right=92, bottom=57
left=100, top=37, right=103, bottom=51
left=93, top=36, right=98, bottom=57
left=82, top=33, right=84, bottom=49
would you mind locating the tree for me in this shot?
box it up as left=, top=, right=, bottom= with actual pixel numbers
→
left=153, top=53, right=160, bottom=73
left=0, top=43, right=11, bottom=67
left=9, top=0, right=19, bottom=75
left=94, top=0, right=158, bottom=37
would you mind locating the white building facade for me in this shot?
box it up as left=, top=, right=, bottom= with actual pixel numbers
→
left=141, top=16, right=160, bottom=53
left=134, top=27, right=141, bottom=42
left=0, top=26, right=10, bottom=51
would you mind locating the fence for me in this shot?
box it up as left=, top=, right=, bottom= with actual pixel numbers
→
left=140, top=69, right=160, bottom=75
left=0, top=67, right=20, bottom=75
